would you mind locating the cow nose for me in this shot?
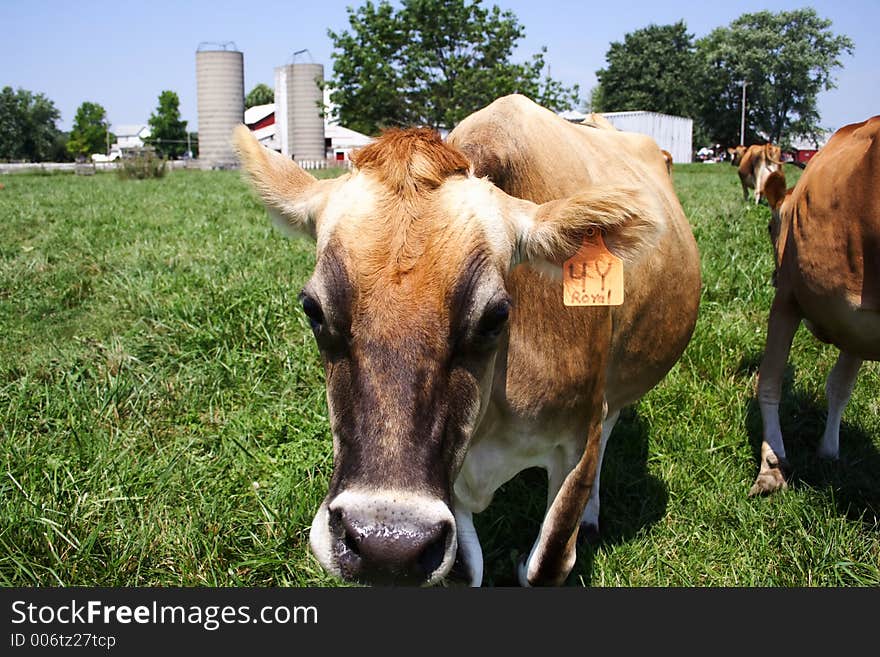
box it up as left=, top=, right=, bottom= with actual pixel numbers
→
left=331, top=509, right=452, bottom=585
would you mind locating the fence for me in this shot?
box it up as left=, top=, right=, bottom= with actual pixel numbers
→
left=0, top=160, right=189, bottom=175
left=0, top=158, right=352, bottom=175
left=296, top=158, right=353, bottom=171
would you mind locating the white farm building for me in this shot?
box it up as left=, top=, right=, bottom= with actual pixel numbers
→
left=600, top=111, right=693, bottom=163
left=244, top=102, right=373, bottom=165
left=560, top=110, right=694, bottom=163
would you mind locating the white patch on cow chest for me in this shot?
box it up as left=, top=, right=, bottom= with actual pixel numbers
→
left=452, top=406, right=584, bottom=514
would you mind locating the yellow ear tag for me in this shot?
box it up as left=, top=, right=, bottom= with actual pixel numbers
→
left=563, top=227, right=624, bottom=306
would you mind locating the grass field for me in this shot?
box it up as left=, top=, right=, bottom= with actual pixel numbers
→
left=1, top=162, right=878, bottom=587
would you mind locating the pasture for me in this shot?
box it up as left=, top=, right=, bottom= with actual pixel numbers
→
left=1, top=162, right=878, bottom=587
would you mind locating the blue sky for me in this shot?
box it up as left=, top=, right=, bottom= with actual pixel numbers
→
left=3, top=1, right=877, bottom=137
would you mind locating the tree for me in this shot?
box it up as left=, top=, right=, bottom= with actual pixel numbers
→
left=0, top=87, right=63, bottom=162
left=67, top=101, right=113, bottom=159
left=327, top=0, right=579, bottom=135
left=695, top=8, right=854, bottom=146
left=594, top=21, right=698, bottom=117
left=148, top=90, right=188, bottom=159
left=50, top=132, right=73, bottom=162
left=245, top=83, right=274, bottom=109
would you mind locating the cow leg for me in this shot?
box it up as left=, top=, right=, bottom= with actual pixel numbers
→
left=751, top=291, right=801, bottom=496
left=517, top=409, right=604, bottom=586
left=452, top=506, right=483, bottom=587
left=818, top=351, right=863, bottom=460
left=579, top=408, right=620, bottom=543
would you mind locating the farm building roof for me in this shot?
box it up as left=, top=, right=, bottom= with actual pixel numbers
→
left=244, top=103, right=275, bottom=127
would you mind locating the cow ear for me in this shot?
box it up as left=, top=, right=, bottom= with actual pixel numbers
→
left=764, top=170, right=787, bottom=211
left=232, top=124, right=324, bottom=240
left=514, top=186, right=665, bottom=275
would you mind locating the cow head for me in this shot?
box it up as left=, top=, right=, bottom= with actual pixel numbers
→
left=729, top=145, right=747, bottom=166
left=233, top=125, right=662, bottom=585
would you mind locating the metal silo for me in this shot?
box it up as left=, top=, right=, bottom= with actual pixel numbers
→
left=195, top=42, right=244, bottom=169
left=274, top=57, right=325, bottom=162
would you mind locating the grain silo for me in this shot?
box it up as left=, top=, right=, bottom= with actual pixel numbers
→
left=274, top=59, right=325, bottom=162
left=195, top=42, right=244, bottom=169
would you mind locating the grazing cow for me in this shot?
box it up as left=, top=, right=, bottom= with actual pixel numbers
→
left=729, top=143, right=784, bottom=203
left=234, top=94, right=701, bottom=586
left=751, top=116, right=880, bottom=496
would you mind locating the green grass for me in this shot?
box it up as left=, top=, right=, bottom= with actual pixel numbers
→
left=1, top=163, right=877, bottom=587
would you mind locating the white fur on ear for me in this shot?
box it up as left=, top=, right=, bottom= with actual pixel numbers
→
left=514, top=186, right=666, bottom=277
left=232, top=124, right=321, bottom=239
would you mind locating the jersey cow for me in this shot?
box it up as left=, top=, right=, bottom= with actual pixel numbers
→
left=729, top=143, right=784, bottom=204
left=752, top=116, right=880, bottom=495
left=233, top=94, right=701, bottom=586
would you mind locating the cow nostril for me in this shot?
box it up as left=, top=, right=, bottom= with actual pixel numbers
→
left=417, top=524, right=450, bottom=578
left=332, top=509, right=362, bottom=557
left=343, top=531, right=361, bottom=557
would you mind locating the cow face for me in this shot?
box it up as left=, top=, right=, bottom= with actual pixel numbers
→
left=233, top=126, right=661, bottom=585
left=729, top=145, right=747, bottom=166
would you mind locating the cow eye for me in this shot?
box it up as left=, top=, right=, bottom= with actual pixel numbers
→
left=476, top=298, right=511, bottom=341
left=299, top=291, right=324, bottom=333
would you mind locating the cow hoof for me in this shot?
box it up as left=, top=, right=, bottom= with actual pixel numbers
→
left=749, top=471, right=787, bottom=496
left=578, top=522, right=600, bottom=546
left=748, top=455, right=791, bottom=496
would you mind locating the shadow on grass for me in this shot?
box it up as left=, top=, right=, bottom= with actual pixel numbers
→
left=475, top=407, right=668, bottom=586
left=743, top=357, right=880, bottom=525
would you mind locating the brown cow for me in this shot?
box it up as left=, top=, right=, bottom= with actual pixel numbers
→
left=233, top=94, right=701, bottom=586
left=729, top=143, right=784, bottom=203
left=751, top=116, right=880, bottom=495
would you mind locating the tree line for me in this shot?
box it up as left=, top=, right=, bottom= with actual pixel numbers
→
left=592, top=9, right=853, bottom=147
left=326, top=3, right=852, bottom=148
left=2, top=2, right=853, bottom=162
left=0, top=89, right=192, bottom=163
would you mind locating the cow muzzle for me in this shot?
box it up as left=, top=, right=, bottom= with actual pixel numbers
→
left=310, top=489, right=457, bottom=586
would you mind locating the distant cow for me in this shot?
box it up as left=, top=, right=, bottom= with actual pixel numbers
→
left=751, top=116, right=880, bottom=495
left=729, top=143, right=784, bottom=203
left=234, top=94, right=701, bottom=586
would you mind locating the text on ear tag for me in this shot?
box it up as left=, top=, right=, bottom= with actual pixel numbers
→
left=563, top=227, right=624, bottom=306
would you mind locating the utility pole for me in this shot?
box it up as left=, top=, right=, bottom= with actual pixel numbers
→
left=740, top=80, right=748, bottom=146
